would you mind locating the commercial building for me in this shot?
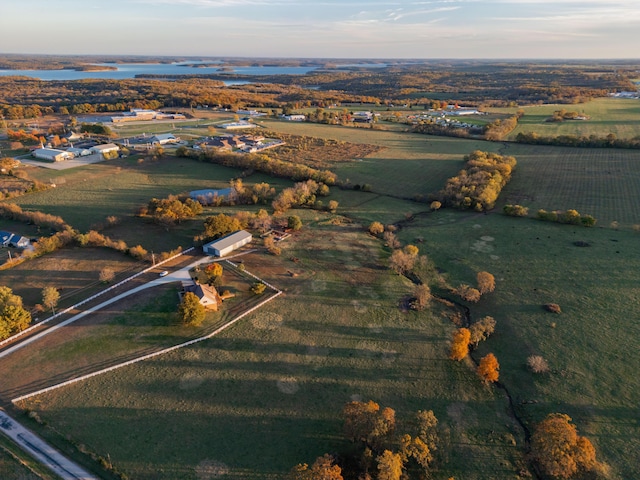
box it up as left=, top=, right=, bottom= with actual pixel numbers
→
left=32, top=148, right=73, bottom=162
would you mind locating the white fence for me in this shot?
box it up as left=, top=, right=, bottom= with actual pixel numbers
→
left=0, top=248, right=194, bottom=349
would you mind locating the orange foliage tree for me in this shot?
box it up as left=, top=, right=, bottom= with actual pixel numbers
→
left=449, top=328, right=471, bottom=361
left=289, top=454, right=343, bottom=480
left=531, top=413, right=599, bottom=479
left=343, top=400, right=396, bottom=451
left=477, top=353, right=500, bottom=383
left=476, top=271, right=495, bottom=295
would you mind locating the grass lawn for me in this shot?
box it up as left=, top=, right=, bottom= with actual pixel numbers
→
left=500, top=143, right=640, bottom=227
left=397, top=211, right=640, bottom=479
left=0, top=434, right=56, bottom=480
left=20, top=217, right=525, bottom=480
left=490, top=97, right=640, bottom=140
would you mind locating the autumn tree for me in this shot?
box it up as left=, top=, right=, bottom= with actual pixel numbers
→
left=531, top=413, right=599, bottom=479
left=129, top=244, right=148, bottom=261
left=455, top=284, right=481, bottom=303
left=476, top=271, right=495, bottom=295
left=0, top=286, right=31, bottom=341
left=289, top=454, right=343, bottom=480
left=399, top=434, right=432, bottom=473
left=413, top=410, right=438, bottom=454
left=204, top=262, right=223, bottom=282
left=477, top=353, right=500, bottom=383
left=376, top=450, right=403, bottom=480
left=99, top=267, right=115, bottom=283
left=527, top=355, right=550, bottom=374
left=430, top=201, right=442, bottom=211
left=197, top=213, right=242, bottom=243
left=343, top=400, right=396, bottom=452
left=178, top=292, right=205, bottom=326
left=368, top=221, right=384, bottom=236
left=449, top=328, right=471, bottom=361
left=389, top=245, right=419, bottom=275
left=411, top=284, right=432, bottom=311
left=264, top=236, right=281, bottom=256
left=252, top=282, right=267, bottom=295
left=327, top=200, right=339, bottom=213
left=41, top=287, right=60, bottom=315
left=469, top=316, right=496, bottom=347
left=288, top=215, right=302, bottom=231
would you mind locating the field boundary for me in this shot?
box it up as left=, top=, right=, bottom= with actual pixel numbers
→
left=0, top=248, right=194, bottom=349
left=11, top=266, right=282, bottom=405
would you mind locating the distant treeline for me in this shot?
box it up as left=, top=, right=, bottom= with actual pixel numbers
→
left=515, top=132, right=640, bottom=149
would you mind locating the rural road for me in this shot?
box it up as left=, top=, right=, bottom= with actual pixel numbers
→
left=0, top=410, right=98, bottom=480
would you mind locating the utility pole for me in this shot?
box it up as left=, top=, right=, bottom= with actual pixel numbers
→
left=152, top=251, right=155, bottom=266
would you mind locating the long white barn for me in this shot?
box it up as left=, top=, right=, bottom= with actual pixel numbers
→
left=203, top=230, right=252, bottom=257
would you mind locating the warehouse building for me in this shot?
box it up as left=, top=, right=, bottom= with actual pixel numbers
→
left=32, top=148, right=73, bottom=162
left=203, top=230, right=252, bottom=257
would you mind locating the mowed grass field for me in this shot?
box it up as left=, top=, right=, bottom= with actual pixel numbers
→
left=21, top=217, right=525, bottom=480
left=259, top=119, right=498, bottom=198
left=398, top=212, right=640, bottom=479
left=500, top=143, right=640, bottom=226
left=491, top=97, right=640, bottom=140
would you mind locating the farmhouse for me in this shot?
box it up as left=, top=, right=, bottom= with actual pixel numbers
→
left=203, top=230, right=252, bottom=257
left=183, top=283, right=221, bottom=311
left=9, top=235, right=30, bottom=248
left=32, top=148, right=73, bottom=162
left=90, top=144, right=120, bottom=155
left=283, top=114, right=306, bottom=121
left=0, top=231, right=13, bottom=246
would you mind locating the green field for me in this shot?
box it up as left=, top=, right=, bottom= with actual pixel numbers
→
left=491, top=97, right=640, bottom=140
left=12, top=156, right=293, bottom=252
left=397, top=211, right=640, bottom=479
left=3, top=118, right=640, bottom=479
left=500, top=143, right=640, bottom=227
left=20, top=218, right=524, bottom=480
left=259, top=119, right=497, bottom=197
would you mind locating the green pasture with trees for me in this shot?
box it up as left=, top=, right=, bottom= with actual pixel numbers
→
left=491, top=97, right=640, bottom=141
left=3, top=92, right=640, bottom=479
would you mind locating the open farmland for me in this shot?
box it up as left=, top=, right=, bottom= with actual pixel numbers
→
left=259, top=119, right=497, bottom=197
left=18, top=217, right=525, bottom=480
left=12, top=156, right=293, bottom=252
left=397, top=211, right=640, bottom=479
left=500, top=143, right=640, bottom=226
left=491, top=97, right=640, bottom=140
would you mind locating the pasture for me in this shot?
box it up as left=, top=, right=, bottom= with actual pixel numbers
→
left=501, top=143, right=640, bottom=227
left=12, top=156, right=293, bottom=252
left=259, top=119, right=497, bottom=198
left=491, top=97, right=640, bottom=140
left=20, top=218, right=525, bottom=480
left=398, top=211, right=640, bottom=479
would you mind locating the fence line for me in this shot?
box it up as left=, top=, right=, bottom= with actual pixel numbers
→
left=12, top=290, right=282, bottom=404
left=0, top=248, right=194, bottom=348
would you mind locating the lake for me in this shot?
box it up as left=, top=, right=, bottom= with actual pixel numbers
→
left=0, top=62, right=320, bottom=82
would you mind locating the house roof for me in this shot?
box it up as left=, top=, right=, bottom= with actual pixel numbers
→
left=184, top=283, right=220, bottom=306
left=150, top=133, right=177, bottom=141
left=90, top=143, right=119, bottom=152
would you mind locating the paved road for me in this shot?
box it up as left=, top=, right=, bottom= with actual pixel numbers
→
left=0, top=410, right=98, bottom=480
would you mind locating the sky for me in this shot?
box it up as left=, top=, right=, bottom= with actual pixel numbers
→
left=1, top=0, right=639, bottom=59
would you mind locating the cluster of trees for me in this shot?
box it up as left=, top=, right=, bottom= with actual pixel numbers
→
left=449, top=326, right=499, bottom=382
left=454, top=271, right=496, bottom=303
left=436, top=151, right=517, bottom=211
left=484, top=114, right=520, bottom=141
left=141, top=195, right=203, bottom=227
left=546, top=109, right=584, bottom=122
left=272, top=179, right=330, bottom=213
left=537, top=209, right=596, bottom=227
left=193, top=179, right=276, bottom=207
left=176, top=148, right=337, bottom=185
left=178, top=292, right=205, bottom=327
left=290, top=400, right=440, bottom=480
left=0, top=202, right=69, bottom=231
left=195, top=209, right=280, bottom=245
left=79, top=123, right=114, bottom=137
left=413, top=122, right=479, bottom=139
left=503, top=204, right=529, bottom=217
left=515, top=131, right=640, bottom=149
left=0, top=286, right=31, bottom=341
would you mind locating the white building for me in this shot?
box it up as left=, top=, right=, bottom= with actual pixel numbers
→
left=90, top=144, right=120, bottom=155
left=67, top=147, right=92, bottom=157
left=283, top=114, right=306, bottom=121
left=149, top=133, right=179, bottom=145
left=32, top=148, right=73, bottom=162
left=220, top=121, right=258, bottom=130
left=203, top=230, right=253, bottom=257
